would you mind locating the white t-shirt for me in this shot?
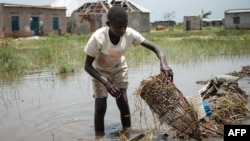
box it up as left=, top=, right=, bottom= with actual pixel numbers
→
left=84, top=26, right=145, bottom=69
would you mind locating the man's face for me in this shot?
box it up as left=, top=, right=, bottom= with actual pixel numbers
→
left=108, top=20, right=128, bottom=37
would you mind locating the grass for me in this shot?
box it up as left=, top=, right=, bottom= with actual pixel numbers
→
left=0, top=26, right=250, bottom=79
left=0, top=33, right=89, bottom=75
left=126, top=26, right=250, bottom=67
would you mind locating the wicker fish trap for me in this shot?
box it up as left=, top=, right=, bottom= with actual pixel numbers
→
left=137, top=73, right=202, bottom=141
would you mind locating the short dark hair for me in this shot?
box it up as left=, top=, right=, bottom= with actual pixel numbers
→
left=107, top=6, right=128, bottom=23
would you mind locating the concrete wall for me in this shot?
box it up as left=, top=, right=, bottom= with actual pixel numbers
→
left=128, top=12, right=150, bottom=32
left=224, top=12, right=250, bottom=29
left=0, top=4, right=4, bottom=38
left=0, top=3, right=67, bottom=38
left=69, top=11, right=150, bottom=34
left=183, top=16, right=202, bottom=31
left=69, top=12, right=107, bottom=34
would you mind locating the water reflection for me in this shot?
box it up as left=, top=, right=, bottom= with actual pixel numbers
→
left=0, top=56, right=249, bottom=141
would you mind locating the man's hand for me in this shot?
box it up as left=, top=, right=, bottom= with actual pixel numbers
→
left=104, top=81, right=121, bottom=98
left=161, top=65, right=174, bottom=82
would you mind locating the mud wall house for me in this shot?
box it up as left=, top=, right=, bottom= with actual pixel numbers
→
left=224, top=8, right=250, bottom=29
left=183, top=16, right=202, bottom=31
left=0, top=3, right=67, bottom=38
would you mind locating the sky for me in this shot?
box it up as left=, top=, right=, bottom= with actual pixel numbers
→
left=0, top=0, right=249, bottom=23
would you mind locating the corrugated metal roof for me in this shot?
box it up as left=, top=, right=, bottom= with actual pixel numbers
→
left=225, top=8, right=250, bottom=14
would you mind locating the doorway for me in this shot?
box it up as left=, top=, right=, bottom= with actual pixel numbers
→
left=30, top=17, right=39, bottom=36
left=186, top=21, right=191, bottom=31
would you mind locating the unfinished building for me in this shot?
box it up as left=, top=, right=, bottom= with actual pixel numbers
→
left=68, top=0, right=150, bottom=34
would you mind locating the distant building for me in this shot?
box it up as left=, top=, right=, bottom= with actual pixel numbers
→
left=0, top=3, right=67, bottom=38
left=224, top=8, right=250, bottom=29
left=151, top=20, right=176, bottom=27
left=183, top=16, right=202, bottom=31
left=0, top=0, right=151, bottom=38
left=202, top=18, right=223, bottom=27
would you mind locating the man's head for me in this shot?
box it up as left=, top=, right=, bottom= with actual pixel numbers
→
left=107, top=6, right=128, bottom=37
left=107, top=6, right=128, bottom=23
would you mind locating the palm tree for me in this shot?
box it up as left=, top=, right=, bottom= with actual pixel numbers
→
left=198, top=9, right=212, bottom=19
left=198, top=9, right=212, bottom=29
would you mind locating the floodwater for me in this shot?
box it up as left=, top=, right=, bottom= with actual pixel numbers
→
left=0, top=56, right=250, bottom=141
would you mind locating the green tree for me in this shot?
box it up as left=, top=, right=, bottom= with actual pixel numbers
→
left=198, top=9, right=212, bottom=19
left=163, top=11, right=176, bottom=21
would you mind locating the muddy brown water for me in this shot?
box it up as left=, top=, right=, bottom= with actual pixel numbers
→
left=0, top=56, right=250, bottom=141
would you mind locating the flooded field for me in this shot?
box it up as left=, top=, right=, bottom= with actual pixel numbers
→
left=0, top=55, right=250, bottom=141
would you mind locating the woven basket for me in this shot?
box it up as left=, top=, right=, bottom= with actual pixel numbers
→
left=138, top=73, right=202, bottom=141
